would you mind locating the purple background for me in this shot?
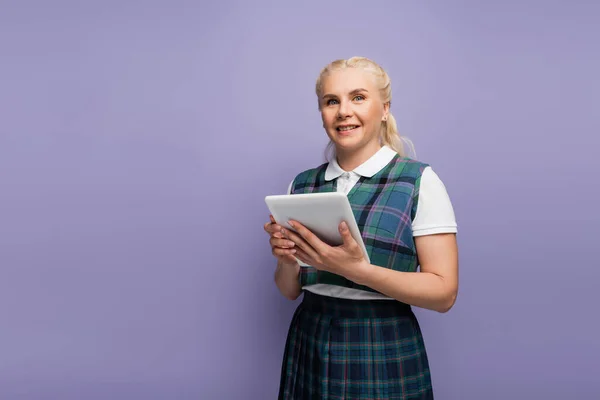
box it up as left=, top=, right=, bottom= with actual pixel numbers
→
left=1, top=1, right=598, bottom=399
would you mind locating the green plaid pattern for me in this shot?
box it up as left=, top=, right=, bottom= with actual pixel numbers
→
left=290, top=154, right=428, bottom=293
left=278, top=291, right=433, bottom=399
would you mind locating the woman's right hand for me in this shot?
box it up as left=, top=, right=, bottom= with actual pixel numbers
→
left=264, top=215, right=298, bottom=264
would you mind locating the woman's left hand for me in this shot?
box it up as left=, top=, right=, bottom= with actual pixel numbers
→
left=279, top=220, right=372, bottom=282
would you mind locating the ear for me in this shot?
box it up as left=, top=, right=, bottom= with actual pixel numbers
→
left=382, top=102, right=390, bottom=121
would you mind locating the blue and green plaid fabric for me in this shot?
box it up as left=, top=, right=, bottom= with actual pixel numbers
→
left=278, top=291, right=433, bottom=399
left=279, top=155, right=434, bottom=399
left=290, top=154, right=428, bottom=293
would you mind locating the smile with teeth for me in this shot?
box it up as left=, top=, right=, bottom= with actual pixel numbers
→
left=337, top=125, right=359, bottom=132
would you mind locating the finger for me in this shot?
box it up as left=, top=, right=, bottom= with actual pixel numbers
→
left=270, top=215, right=284, bottom=236
left=287, top=220, right=328, bottom=254
left=293, top=247, right=312, bottom=265
left=270, top=237, right=296, bottom=249
left=282, top=228, right=321, bottom=263
left=264, top=221, right=278, bottom=234
left=339, top=221, right=357, bottom=247
left=272, top=246, right=296, bottom=257
left=280, top=227, right=312, bottom=253
left=264, top=220, right=284, bottom=238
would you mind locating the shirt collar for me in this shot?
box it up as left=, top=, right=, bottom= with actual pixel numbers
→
left=324, top=145, right=398, bottom=181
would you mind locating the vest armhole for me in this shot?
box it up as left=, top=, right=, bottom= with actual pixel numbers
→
left=410, top=164, right=428, bottom=221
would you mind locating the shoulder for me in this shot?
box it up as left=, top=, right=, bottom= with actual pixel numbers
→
left=411, top=164, right=457, bottom=235
left=386, top=157, right=430, bottom=188
left=392, top=158, right=454, bottom=214
left=286, top=162, right=329, bottom=194
left=293, top=162, right=329, bottom=183
left=419, top=165, right=451, bottom=193
left=409, top=161, right=452, bottom=198
left=390, top=156, right=430, bottom=175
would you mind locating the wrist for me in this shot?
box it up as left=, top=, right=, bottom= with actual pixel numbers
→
left=276, top=259, right=300, bottom=278
left=278, top=258, right=299, bottom=269
left=345, top=260, right=375, bottom=285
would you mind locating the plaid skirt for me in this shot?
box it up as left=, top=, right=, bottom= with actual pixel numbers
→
left=278, top=291, right=433, bottom=400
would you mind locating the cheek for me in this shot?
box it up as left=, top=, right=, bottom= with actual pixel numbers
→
left=321, top=112, right=336, bottom=128
left=364, top=107, right=383, bottom=126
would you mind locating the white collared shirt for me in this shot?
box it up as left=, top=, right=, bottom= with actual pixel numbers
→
left=287, top=146, right=457, bottom=300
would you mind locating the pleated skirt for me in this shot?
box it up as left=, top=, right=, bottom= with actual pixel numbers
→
left=278, top=291, right=434, bottom=399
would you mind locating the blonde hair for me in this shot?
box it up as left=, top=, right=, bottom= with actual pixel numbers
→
left=315, top=56, right=416, bottom=160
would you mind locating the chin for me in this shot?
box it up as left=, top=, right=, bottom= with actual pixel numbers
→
left=331, top=140, right=364, bottom=155
left=339, top=131, right=365, bottom=142
left=328, top=132, right=359, bottom=144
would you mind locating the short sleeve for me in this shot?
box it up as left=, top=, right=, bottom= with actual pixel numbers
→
left=412, top=167, right=458, bottom=236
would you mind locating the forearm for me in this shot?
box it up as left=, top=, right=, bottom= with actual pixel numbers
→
left=353, top=265, right=457, bottom=313
left=274, top=260, right=301, bottom=300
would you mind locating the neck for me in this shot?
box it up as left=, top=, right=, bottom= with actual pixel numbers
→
left=335, top=141, right=382, bottom=171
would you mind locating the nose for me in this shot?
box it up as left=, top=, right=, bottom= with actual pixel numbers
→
left=337, top=100, right=352, bottom=119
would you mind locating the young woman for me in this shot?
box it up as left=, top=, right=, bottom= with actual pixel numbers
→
left=264, top=57, right=459, bottom=399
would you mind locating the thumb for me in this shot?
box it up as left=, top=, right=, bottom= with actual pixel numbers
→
left=339, top=221, right=356, bottom=247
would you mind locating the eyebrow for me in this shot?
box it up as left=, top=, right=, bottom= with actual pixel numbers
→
left=322, top=88, right=369, bottom=98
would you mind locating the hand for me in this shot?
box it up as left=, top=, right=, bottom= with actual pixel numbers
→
left=264, top=215, right=298, bottom=265
left=281, top=220, right=372, bottom=282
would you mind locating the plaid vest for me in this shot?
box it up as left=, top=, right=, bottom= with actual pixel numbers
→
left=290, top=154, right=429, bottom=293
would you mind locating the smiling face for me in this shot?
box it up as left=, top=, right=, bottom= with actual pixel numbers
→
left=319, top=68, right=389, bottom=156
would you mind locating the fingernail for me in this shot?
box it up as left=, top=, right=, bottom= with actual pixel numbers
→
left=288, top=221, right=295, bottom=228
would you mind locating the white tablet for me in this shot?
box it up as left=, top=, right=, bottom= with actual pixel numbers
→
left=264, top=192, right=370, bottom=263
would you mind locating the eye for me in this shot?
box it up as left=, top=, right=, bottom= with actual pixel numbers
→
left=326, top=99, right=339, bottom=106
left=353, top=95, right=365, bottom=102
